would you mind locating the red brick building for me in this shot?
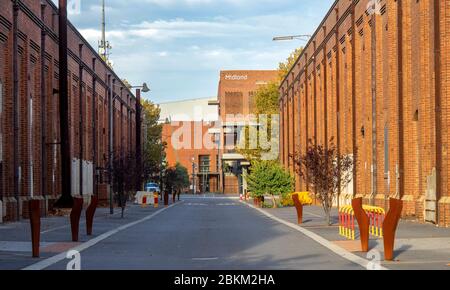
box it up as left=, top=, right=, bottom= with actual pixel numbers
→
left=279, top=0, right=450, bottom=227
left=215, top=70, right=278, bottom=194
left=0, top=0, right=138, bottom=221
left=163, top=121, right=220, bottom=193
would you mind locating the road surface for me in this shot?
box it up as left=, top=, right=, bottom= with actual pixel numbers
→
left=42, top=197, right=362, bottom=270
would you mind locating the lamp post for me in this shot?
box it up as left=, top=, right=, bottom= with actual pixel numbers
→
left=272, top=34, right=312, bottom=42
left=191, top=157, right=197, bottom=195
left=130, top=83, right=150, bottom=193
left=107, top=82, right=149, bottom=215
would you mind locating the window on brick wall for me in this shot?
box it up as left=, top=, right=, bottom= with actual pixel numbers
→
left=225, top=92, right=243, bottom=115
left=216, top=155, right=220, bottom=173
left=199, top=155, right=210, bottom=174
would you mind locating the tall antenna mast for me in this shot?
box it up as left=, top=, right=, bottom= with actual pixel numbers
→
left=99, top=0, right=112, bottom=66
left=101, top=0, right=105, bottom=51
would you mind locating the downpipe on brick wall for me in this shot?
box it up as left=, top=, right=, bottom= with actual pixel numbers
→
left=79, top=44, right=84, bottom=197
left=40, top=2, right=48, bottom=216
left=371, top=12, right=377, bottom=206
left=13, top=0, right=20, bottom=220
left=397, top=0, right=405, bottom=205
left=108, top=76, right=114, bottom=215
left=433, top=0, right=442, bottom=225
left=55, top=0, right=73, bottom=208
left=92, top=58, right=97, bottom=197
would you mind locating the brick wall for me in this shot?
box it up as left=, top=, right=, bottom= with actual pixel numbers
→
left=0, top=0, right=137, bottom=221
left=280, top=0, right=450, bottom=227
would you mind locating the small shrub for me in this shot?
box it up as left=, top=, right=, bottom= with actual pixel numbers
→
left=280, top=192, right=313, bottom=207
left=280, top=193, right=295, bottom=207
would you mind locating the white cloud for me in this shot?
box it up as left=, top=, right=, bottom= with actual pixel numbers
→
left=70, top=0, right=334, bottom=102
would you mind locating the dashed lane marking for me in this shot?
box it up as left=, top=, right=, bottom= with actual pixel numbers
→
left=192, top=257, right=219, bottom=261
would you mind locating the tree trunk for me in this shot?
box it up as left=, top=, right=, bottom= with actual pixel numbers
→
left=323, top=206, right=333, bottom=226
left=271, top=195, right=277, bottom=209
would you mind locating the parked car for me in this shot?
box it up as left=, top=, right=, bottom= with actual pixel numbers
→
left=145, top=182, right=161, bottom=193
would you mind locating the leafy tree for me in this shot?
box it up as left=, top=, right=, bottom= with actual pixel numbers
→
left=164, top=163, right=189, bottom=195
left=291, top=139, right=354, bottom=226
left=278, top=47, right=303, bottom=82
left=141, top=100, right=166, bottom=185
left=111, top=150, right=137, bottom=218
left=237, top=48, right=302, bottom=162
left=245, top=161, right=294, bottom=208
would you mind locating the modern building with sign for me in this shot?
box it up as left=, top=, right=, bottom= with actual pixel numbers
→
left=211, top=70, right=279, bottom=194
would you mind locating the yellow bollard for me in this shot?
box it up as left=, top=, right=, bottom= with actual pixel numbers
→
left=380, top=208, right=385, bottom=238
left=154, top=192, right=159, bottom=208
left=351, top=209, right=356, bottom=241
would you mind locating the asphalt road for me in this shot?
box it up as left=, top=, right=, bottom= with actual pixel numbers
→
left=44, top=197, right=363, bottom=270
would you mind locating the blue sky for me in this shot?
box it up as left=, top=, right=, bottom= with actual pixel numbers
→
left=64, top=0, right=334, bottom=103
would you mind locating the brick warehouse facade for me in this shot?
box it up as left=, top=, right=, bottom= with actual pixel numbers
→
left=279, top=0, right=450, bottom=227
left=0, top=0, right=138, bottom=221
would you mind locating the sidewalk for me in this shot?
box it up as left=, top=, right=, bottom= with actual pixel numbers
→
left=250, top=203, right=450, bottom=270
left=0, top=204, right=166, bottom=270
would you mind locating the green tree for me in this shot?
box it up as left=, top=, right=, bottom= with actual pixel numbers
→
left=111, top=151, right=136, bottom=218
left=141, top=100, right=166, bottom=184
left=291, top=139, right=354, bottom=226
left=164, top=163, right=189, bottom=195
left=237, top=47, right=302, bottom=162
left=245, top=161, right=294, bottom=208
left=278, top=47, right=303, bottom=82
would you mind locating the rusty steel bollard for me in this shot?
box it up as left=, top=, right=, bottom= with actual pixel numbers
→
left=352, top=198, right=370, bottom=252
left=292, top=194, right=304, bottom=224
left=164, top=191, right=169, bottom=207
left=29, top=200, right=41, bottom=258
left=86, top=195, right=98, bottom=236
left=382, top=198, right=403, bottom=261
left=70, top=197, right=84, bottom=242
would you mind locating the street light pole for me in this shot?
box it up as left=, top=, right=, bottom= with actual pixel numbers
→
left=272, top=34, right=312, bottom=42
left=131, top=83, right=150, bottom=193
left=192, top=157, right=196, bottom=195
left=135, top=88, right=142, bottom=193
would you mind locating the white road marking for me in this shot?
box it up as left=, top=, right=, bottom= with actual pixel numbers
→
left=242, top=201, right=389, bottom=270
left=183, top=196, right=240, bottom=200
left=192, top=257, right=219, bottom=261
left=22, top=202, right=182, bottom=270
left=303, top=211, right=326, bottom=218
left=40, top=225, right=70, bottom=235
